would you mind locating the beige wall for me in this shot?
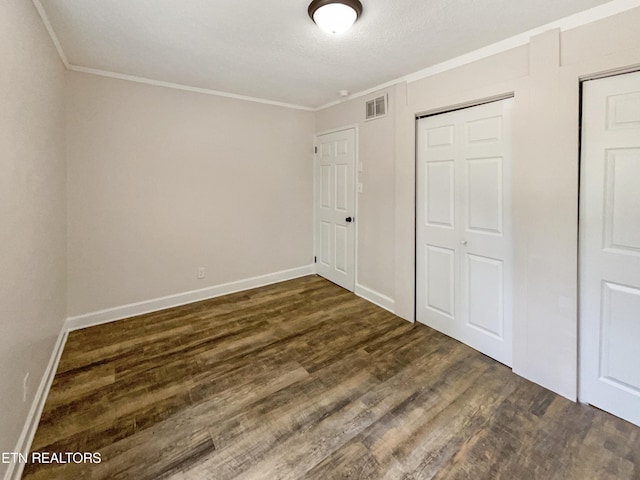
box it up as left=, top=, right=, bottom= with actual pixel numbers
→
left=317, top=7, right=640, bottom=400
left=315, top=89, right=397, bottom=301
left=66, top=72, right=315, bottom=316
left=0, top=0, right=67, bottom=472
left=3, top=5, right=640, bottom=466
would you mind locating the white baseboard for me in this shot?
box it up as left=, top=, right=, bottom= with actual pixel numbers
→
left=355, top=284, right=396, bottom=314
left=65, top=265, right=315, bottom=332
left=2, top=269, right=391, bottom=480
left=5, top=328, right=68, bottom=480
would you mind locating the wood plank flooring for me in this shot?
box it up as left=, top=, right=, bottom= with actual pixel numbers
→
left=23, top=275, right=640, bottom=479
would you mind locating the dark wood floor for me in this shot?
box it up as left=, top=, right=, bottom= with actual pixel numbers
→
left=23, top=275, right=640, bottom=479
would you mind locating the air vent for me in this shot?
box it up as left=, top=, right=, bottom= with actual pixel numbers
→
left=365, top=94, right=388, bottom=121
left=366, top=100, right=375, bottom=120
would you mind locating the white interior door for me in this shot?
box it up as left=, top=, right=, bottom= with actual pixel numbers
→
left=417, top=99, right=513, bottom=366
left=315, top=129, right=356, bottom=291
left=580, top=71, right=640, bottom=427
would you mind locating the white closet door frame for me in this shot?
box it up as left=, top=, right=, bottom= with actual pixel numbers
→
left=313, top=125, right=359, bottom=291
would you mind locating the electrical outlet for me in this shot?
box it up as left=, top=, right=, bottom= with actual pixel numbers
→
left=23, top=372, right=29, bottom=403
left=198, top=267, right=205, bottom=279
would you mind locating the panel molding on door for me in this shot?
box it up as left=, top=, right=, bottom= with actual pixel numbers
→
left=580, top=71, right=640, bottom=427
left=314, top=128, right=356, bottom=291
left=417, top=98, right=513, bottom=366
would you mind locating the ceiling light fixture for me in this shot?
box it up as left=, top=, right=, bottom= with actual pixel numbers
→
left=308, top=0, right=363, bottom=35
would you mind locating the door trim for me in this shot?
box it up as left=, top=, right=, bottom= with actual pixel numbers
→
left=579, top=65, right=640, bottom=83
left=313, top=125, right=359, bottom=291
left=415, top=93, right=515, bottom=120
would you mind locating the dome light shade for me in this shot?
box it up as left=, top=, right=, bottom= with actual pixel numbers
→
left=308, top=0, right=363, bottom=35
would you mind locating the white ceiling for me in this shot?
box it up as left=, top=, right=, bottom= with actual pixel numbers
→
left=39, top=0, right=620, bottom=108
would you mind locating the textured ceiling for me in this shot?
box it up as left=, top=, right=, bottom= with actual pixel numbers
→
left=40, top=0, right=616, bottom=108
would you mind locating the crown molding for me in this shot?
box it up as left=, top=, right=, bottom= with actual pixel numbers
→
left=32, top=0, right=640, bottom=112
left=67, top=65, right=315, bottom=111
left=315, top=0, right=640, bottom=111
left=32, top=0, right=69, bottom=68
left=315, top=77, right=404, bottom=111
left=31, top=0, right=314, bottom=111
left=403, top=0, right=640, bottom=84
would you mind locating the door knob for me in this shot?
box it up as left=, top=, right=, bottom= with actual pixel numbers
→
left=346, top=217, right=353, bottom=223
left=461, top=239, right=468, bottom=246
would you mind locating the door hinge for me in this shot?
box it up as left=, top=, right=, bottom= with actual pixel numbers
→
left=314, top=256, right=317, bottom=263
left=314, top=146, right=318, bottom=154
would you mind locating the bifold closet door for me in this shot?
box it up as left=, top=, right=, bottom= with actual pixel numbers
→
left=580, top=71, right=640, bottom=427
left=416, top=99, right=513, bottom=366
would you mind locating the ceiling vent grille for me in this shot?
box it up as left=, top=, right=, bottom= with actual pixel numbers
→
left=365, top=94, right=388, bottom=120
